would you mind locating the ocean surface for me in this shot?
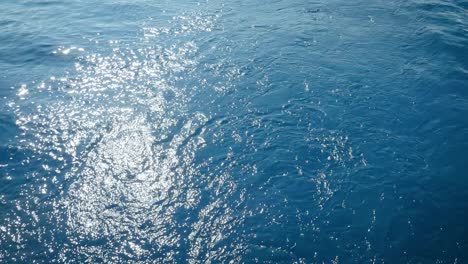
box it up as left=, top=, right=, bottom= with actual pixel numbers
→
left=1, top=0, right=467, bottom=263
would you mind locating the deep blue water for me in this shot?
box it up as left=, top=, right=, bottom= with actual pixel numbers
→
left=1, top=0, right=468, bottom=263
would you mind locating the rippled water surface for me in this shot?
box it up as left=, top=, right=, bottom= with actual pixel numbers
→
left=1, top=0, right=468, bottom=263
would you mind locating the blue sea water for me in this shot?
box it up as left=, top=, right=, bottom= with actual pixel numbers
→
left=1, top=0, right=468, bottom=263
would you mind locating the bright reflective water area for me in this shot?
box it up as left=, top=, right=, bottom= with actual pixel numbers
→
left=1, top=0, right=467, bottom=263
